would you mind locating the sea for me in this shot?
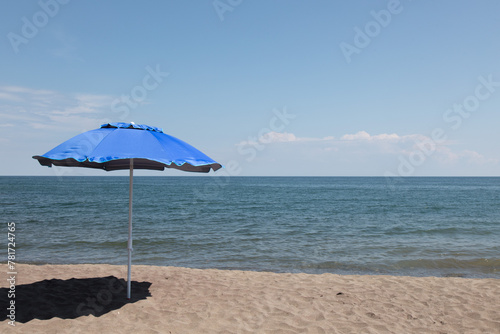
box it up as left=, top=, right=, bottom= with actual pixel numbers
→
left=1, top=176, right=499, bottom=278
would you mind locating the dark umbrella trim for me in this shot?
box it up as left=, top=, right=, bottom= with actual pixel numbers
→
left=32, top=156, right=222, bottom=172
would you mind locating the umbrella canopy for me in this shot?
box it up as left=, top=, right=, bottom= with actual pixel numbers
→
left=33, top=122, right=222, bottom=172
left=33, top=122, right=222, bottom=299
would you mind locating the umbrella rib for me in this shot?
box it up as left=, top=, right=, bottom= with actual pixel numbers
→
left=150, top=131, right=214, bottom=168
left=150, top=131, right=180, bottom=168
left=78, top=128, right=116, bottom=163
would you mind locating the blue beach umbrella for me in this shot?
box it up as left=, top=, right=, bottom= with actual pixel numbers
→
left=33, top=122, right=222, bottom=299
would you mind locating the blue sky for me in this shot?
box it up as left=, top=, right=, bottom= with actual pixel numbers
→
left=1, top=0, right=499, bottom=176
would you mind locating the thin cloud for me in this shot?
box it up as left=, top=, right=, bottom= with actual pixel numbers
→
left=260, top=131, right=297, bottom=143
left=433, top=147, right=498, bottom=165
left=0, top=92, right=23, bottom=102
left=0, top=86, right=115, bottom=131
left=237, top=131, right=335, bottom=146
left=237, top=130, right=495, bottom=167
left=341, top=131, right=400, bottom=141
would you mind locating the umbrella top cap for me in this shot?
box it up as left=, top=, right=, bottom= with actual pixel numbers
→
left=100, top=122, right=163, bottom=133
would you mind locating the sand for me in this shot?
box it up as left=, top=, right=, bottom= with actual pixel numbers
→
left=1, top=264, right=499, bottom=333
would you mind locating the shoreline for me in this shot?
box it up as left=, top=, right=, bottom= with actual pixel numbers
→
left=12, top=260, right=500, bottom=280
left=1, top=264, right=499, bottom=333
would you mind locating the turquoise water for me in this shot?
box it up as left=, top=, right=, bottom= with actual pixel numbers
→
left=1, top=176, right=499, bottom=278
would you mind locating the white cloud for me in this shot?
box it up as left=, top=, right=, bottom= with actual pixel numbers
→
left=51, top=94, right=115, bottom=116
left=0, top=85, right=115, bottom=131
left=235, top=130, right=496, bottom=172
left=0, top=85, right=55, bottom=97
left=245, top=130, right=428, bottom=147
left=0, top=92, right=22, bottom=102
left=237, top=131, right=335, bottom=146
left=433, top=147, right=498, bottom=165
left=341, top=130, right=372, bottom=141
left=340, top=130, right=431, bottom=144
left=260, top=131, right=297, bottom=143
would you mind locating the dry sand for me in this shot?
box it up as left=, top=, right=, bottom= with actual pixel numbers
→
left=1, top=264, right=499, bottom=333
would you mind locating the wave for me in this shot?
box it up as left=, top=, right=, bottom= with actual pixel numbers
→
left=393, top=258, right=500, bottom=270
left=299, top=257, right=500, bottom=277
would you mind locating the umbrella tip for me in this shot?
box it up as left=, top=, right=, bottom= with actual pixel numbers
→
left=130, top=121, right=135, bottom=124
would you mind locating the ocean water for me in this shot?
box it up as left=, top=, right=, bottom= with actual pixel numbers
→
left=1, top=176, right=499, bottom=278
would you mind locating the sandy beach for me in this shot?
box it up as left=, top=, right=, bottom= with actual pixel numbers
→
left=1, top=264, right=499, bottom=333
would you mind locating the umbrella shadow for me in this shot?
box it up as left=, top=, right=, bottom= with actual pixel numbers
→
left=0, top=276, right=151, bottom=323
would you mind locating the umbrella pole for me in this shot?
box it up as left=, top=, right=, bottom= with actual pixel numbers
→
left=127, top=158, right=134, bottom=300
